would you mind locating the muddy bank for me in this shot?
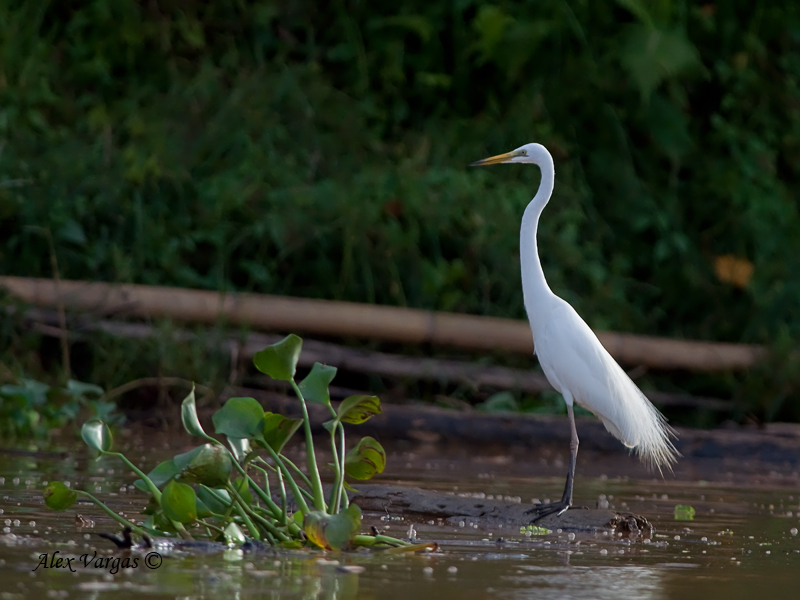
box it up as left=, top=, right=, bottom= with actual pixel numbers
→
left=221, top=388, right=800, bottom=466
left=350, top=484, right=650, bottom=535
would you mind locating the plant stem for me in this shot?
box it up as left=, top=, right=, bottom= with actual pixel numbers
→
left=268, top=455, right=315, bottom=492
left=225, top=487, right=260, bottom=541
left=243, top=469, right=286, bottom=519
left=252, top=505, right=303, bottom=537
left=196, top=519, right=226, bottom=536
left=352, top=534, right=409, bottom=548
left=327, top=424, right=342, bottom=514
left=106, top=451, right=193, bottom=540
left=254, top=462, right=315, bottom=506
left=76, top=490, right=148, bottom=537
left=335, top=423, right=348, bottom=510
left=262, top=442, right=311, bottom=515
left=227, top=483, right=289, bottom=542
left=290, top=379, right=326, bottom=511
left=276, top=468, right=288, bottom=526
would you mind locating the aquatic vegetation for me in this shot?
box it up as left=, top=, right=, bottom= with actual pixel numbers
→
left=0, top=378, right=122, bottom=439
left=674, top=505, right=696, bottom=521
left=43, top=334, right=407, bottom=550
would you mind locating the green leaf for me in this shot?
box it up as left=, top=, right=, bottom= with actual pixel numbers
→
left=292, top=509, right=305, bottom=527
left=212, top=397, right=264, bottom=440
left=181, top=387, right=207, bottom=438
left=260, top=412, right=302, bottom=453
left=223, top=522, right=247, bottom=545
left=303, top=504, right=362, bottom=551
left=335, top=395, right=382, bottom=425
left=233, top=477, right=253, bottom=504
left=477, top=391, right=518, bottom=413
left=195, top=496, right=214, bottom=519
left=253, top=334, right=302, bottom=381
left=343, top=480, right=360, bottom=493
left=81, top=419, right=113, bottom=452
left=66, top=380, right=104, bottom=398
left=619, top=25, right=702, bottom=101
left=161, top=480, right=198, bottom=524
left=227, top=437, right=251, bottom=462
left=298, top=363, right=337, bottom=406
left=197, top=485, right=233, bottom=515
left=174, top=444, right=232, bottom=488
left=674, top=505, right=696, bottom=521
left=43, top=482, right=77, bottom=511
left=344, top=437, right=386, bottom=481
left=133, top=459, right=180, bottom=492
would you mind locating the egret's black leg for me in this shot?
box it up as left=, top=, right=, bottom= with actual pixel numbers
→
left=525, top=405, right=580, bottom=522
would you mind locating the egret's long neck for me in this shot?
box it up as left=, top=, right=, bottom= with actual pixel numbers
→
left=520, top=156, right=556, bottom=315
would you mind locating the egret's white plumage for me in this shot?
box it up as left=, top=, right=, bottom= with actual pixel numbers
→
left=471, top=142, right=678, bottom=517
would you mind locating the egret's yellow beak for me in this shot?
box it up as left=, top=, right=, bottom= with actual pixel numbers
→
left=469, top=150, right=524, bottom=167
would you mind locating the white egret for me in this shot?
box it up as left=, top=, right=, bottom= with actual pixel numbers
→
left=471, top=143, right=679, bottom=520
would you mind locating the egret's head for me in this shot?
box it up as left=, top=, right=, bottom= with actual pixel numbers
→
left=470, top=143, right=551, bottom=167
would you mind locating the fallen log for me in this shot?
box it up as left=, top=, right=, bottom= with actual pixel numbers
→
left=22, top=309, right=732, bottom=411
left=0, top=276, right=768, bottom=371
left=222, top=387, right=800, bottom=465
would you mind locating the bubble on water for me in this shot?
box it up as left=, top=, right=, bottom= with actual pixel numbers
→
left=458, top=521, right=465, bottom=528
left=423, top=567, right=433, bottom=576
left=12, top=520, right=19, bottom=527
left=791, top=528, right=798, bottom=536
left=567, top=533, right=575, bottom=541
left=12, top=478, right=19, bottom=485
left=674, top=535, right=680, bottom=540
left=599, top=549, right=608, bottom=555
left=380, top=565, right=388, bottom=570
left=447, top=566, right=458, bottom=574
left=28, top=521, right=35, bottom=527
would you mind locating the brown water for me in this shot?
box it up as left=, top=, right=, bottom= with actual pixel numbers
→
left=1, top=439, right=799, bottom=600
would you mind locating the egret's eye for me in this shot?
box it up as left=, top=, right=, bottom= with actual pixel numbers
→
left=520, top=150, right=527, bottom=156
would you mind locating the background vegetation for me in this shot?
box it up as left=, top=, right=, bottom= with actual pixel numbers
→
left=2, top=0, right=800, bottom=425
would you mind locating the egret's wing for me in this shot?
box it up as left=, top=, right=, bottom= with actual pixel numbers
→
left=535, top=299, right=678, bottom=470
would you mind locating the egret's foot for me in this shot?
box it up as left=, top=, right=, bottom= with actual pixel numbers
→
left=524, top=501, right=571, bottom=523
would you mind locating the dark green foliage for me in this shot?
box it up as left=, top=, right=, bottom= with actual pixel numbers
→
left=0, top=377, right=121, bottom=439
left=2, top=2, right=800, bottom=416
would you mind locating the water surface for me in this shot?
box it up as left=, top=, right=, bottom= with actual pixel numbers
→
left=1, top=437, right=798, bottom=599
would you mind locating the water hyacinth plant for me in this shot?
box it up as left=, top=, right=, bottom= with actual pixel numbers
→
left=44, top=334, right=410, bottom=551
